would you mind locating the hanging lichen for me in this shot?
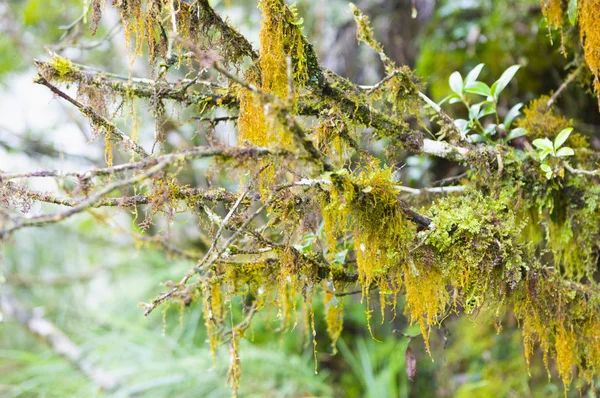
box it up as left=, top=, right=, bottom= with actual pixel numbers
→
left=237, top=68, right=268, bottom=146
left=349, top=2, right=393, bottom=71
left=540, top=0, right=600, bottom=105
left=403, top=260, right=448, bottom=355
left=203, top=280, right=222, bottom=365
left=541, top=0, right=564, bottom=31
left=277, top=248, right=301, bottom=331
left=104, top=134, right=113, bottom=167
left=323, top=277, right=344, bottom=354
left=89, top=0, right=106, bottom=35
left=322, top=163, right=415, bottom=302
left=237, top=0, right=309, bottom=151
left=579, top=0, right=600, bottom=105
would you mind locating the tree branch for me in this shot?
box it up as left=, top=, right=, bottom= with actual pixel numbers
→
left=1, top=161, right=168, bottom=238
left=34, top=75, right=149, bottom=158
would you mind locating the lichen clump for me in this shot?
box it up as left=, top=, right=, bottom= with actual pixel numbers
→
left=322, top=164, right=415, bottom=296
left=237, top=0, right=308, bottom=149
left=517, top=96, right=588, bottom=148
left=579, top=0, right=600, bottom=104
left=541, top=0, right=563, bottom=30
left=40, top=55, right=79, bottom=82
left=541, top=0, right=600, bottom=105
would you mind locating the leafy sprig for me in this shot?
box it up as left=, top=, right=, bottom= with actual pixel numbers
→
left=532, top=128, right=575, bottom=179
left=444, top=64, right=527, bottom=144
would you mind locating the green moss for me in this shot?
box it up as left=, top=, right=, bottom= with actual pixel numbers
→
left=322, top=164, right=415, bottom=291
left=50, top=56, right=75, bottom=78
left=517, top=96, right=588, bottom=148
left=38, top=56, right=80, bottom=82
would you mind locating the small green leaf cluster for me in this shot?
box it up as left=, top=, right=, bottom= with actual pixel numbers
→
left=444, top=64, right=527, bottom=144
left=532, top=128, right=575, bottom=179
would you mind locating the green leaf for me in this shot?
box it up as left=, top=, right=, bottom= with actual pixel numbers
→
left=436, top=95, right=453, bottom=106
left=532, top=138, right=554, bottom=152
left=493, top=65, right=521, bottom=99
left=554, top=127, right=573, bottom=149
left=506, top=127, right=528, bottom=142
left=540, top=163, right=552, bottom=173
left=333, top=249, right=348, bottom=264
left=454, top=119, right=470, bottom=137
left=556, top=147, right=575, bottom=157
left=449, top=96, right=462, bottom=104
left=539, top=149, right=552, bottom=161
left=540, top=163, right=553, bottom=179
left=449, top=71, right=463, bottom=96
left=490, top=81, right=498, bottom=97
left=480, top=104, right=496, bottom=117
left=465, top=81, right=492, bottom=97
left=468, top=134, right=486, bottom=143
left=484, top=124, right=497, bottom=136
left=465, top=63, right=485, bottom=86
left=469, top=103, right=483, bottom=121
left=568, top=0, right=578, bottom=25
left=504, top=103, right=523, bottom=130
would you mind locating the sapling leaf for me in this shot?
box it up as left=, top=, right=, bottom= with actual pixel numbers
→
left=465, top=81, right=492, bottom=97
left=484, top=123, right=497, bottom=136
left=556, top=147, right=575, bottom=157
left=480, top=103, right=496, bottom=117
left=493, top=65, right=521, bottom=99
left=554, top=128, right=573, bottom=149
left=468, top=134, right=485, bottom=143
left=449, top=71, right=463, bottom=96
left=506, top=127, right=528, bottom=142
left=469, top=103, right=483, bottom=120
left=539, top=149, right=552, bottom=161
left=568, top=0, right=578, bottom=25
left=540, top=163, right=553, bottom=179
left=532, top=138, right=554, bottom=152
left=465, top=63, right=485, bottom=86
left=454, top=119, right=470, bottom=135
left=540, top=163, right=552, bottom=173
left=490, top=81, right=499, bottom=97
left=503, top=103, right=523, bottom=130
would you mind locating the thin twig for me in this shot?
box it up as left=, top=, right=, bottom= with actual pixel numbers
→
left=432, top=172, right=468, bottom=186
left=564, top=162, right=600, bottom=177
left=546, top=65, right=584, bottom=110
left=358, top=69, right=401, bottom=94
left=0, top=161, right=168, bottom=238
left=143, top=194, right=275, bottom=317
left=0, top=146, right=284, bottom=181
left=35, top=75, right=149, bottom=159
left=197, top=164, right=269, bottom=271
left=396, top=185, right=467, bottom=195
left=23, top=190, right=149, bottom=208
